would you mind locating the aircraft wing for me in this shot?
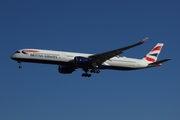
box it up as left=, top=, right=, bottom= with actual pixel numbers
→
left=89, top=37, right=148, bottom=66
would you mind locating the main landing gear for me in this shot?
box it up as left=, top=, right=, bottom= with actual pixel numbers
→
left=18, top=61, right=22, bottom=69
left=90, top=69, right=100, bottom=73
left=82, top=73, right=91, bottom=77
left=81, top=68, right=100, bottom=77
left=81, top=69, right=91, bottom=77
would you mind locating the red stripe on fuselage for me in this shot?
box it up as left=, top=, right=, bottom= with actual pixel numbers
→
left=144, top=56, right=155, bottom=62
left=22, top=50, right=39, bottom=52
left=151, top=46, right=162, bottom=52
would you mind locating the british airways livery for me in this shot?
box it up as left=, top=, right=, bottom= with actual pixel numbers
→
left=11, top=37, right=171, bottom=77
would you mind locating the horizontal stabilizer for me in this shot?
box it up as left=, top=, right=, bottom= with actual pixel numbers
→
left=148, top=58, right=171, bottom=66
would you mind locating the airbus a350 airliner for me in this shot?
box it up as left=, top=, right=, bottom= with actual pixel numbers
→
left=11, top=37, right=171, bottom=77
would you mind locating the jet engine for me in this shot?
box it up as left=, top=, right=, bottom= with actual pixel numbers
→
left=74, top=56, right=91, bottom=66
left=58, top=65, right=75, bottom=74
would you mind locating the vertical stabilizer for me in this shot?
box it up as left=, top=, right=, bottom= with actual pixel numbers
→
left=142, top=43, right=164, bottom=63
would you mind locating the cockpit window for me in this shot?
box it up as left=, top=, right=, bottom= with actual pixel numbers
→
left=15, top=51, right=20, bottom=53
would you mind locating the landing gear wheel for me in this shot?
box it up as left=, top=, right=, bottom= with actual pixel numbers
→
left=82, top=73, right=85, bottom=77
left=81, top=73, right=91, bottom=77
left=88, top=74, right=91, bottom=77
left=95, top=69, right=100, bottom=73
left=90, top=69, right=100, bottom=73
left=19, top=65, right=22, bottom=69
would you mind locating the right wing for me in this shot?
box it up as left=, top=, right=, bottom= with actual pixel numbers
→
left=89, top=37, right=148, bottom=66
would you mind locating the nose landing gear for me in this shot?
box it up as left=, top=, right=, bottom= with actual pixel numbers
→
left=18, top=61, right=22, bottom=69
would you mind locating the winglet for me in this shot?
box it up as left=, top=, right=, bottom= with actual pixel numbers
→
left=142, top=37, right=148, bottom=42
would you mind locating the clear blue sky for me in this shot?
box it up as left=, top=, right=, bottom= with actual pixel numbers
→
left=1, top=0, right=180, bottom=120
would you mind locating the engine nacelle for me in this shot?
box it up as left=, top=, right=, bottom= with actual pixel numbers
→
left=58, top=65, right=75, bottom=74
left=74, top=56, right=91, bottom=66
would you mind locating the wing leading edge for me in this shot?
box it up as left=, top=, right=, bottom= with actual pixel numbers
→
left=89, top=37, right=148, bottom=66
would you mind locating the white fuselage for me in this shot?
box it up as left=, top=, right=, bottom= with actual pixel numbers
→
left=11, top=49, right=148, bottom=70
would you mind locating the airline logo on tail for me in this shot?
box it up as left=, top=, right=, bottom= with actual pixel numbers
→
left=143, top=43, right=164, bottom=63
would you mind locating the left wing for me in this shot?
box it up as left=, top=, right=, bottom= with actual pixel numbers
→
left=89, top=37, right=148, bottom=66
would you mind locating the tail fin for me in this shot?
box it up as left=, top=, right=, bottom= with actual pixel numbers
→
left=142, top=43, right=164, bottom=63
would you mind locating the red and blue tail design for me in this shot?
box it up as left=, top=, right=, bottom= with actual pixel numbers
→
left=142, top=43, right=164, bottom=63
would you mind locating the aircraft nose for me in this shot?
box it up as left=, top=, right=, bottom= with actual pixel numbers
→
left=11, top=54, right=16, bottom=60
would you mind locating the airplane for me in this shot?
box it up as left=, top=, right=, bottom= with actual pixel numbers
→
left=11, top=37, right=171, bottom=77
